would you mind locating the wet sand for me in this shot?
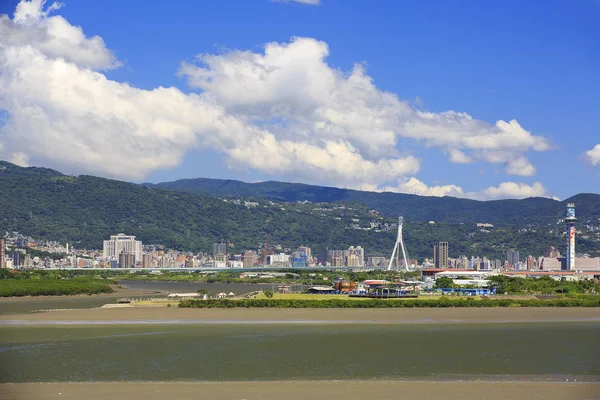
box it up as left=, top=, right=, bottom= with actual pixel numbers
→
left=2, top=381, right=599, bottom=400
left=1, top=307, right=599, bottom=323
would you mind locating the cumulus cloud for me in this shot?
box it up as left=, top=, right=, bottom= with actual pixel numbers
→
left=381, top=178, right=552, bottom=200
left=505, top=156, right=536, bottom=176
left=448, top=149, right=472, bottom=164
left=389, top=177, right=465, bottom=198
left=1, top=0, right=120, bottom=69
left=180, top=37, right=550, bottom=173
left=0, top=1, right=552, bottom=199
left=584, top=144, right=600, bottom=166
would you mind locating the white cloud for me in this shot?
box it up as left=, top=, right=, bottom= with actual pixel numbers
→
left=381, top=177, right=552, bottom=200
left=478, top=181, right=550, bottom=200
left=448, top=149, right=472, bottom=164
left=0, top=1, right=554, bottom=199
left=389, top=177, right=465, bottom=198
left=180, top=37, right=551, bottom=174
left=9, top=151, right=29, bottom=167
left=505, top=156, right=536, bottom=177
left=271, top=0, right=320, bottom=4
left=584, top=144, right=600, bottom=166
left=1, top=0, right=119, bottom=70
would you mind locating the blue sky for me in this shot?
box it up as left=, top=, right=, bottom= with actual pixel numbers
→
left=0, top=0, right=598, bottom=200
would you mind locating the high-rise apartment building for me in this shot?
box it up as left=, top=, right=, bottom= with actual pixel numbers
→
left=213, top=242, right=227, bottom=258
left=0, top=239, right=5, bottom=269
left=9, top=251, right=22, bottom=267
left=366, top=256, right=387, bottom=268
left=506, top=249, right=520, bottom=267
left=268, top=253, right=290, bottom=266
left=544, top=246, right=561, bottom=259
left=346, top=246, right=365, bottom=267
left=242, top=250, right=259, bottom=268
left=103, top=234, right=142, bottom=262
left=295, top=246, right=312, bottom=265
left=433, top=242, right=448, bottom=268
left=142, top=254, right=152, bottom=268
left=118, top=252, right=136, bottom=268
left=526, top=255, right=536, bottom=270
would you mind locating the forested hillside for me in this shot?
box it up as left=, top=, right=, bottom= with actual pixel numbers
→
left=2, top=161, right=599, bottom=259
left=146, top=178, right=600, bottom=226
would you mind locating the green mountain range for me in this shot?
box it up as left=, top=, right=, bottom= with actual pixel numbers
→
left=1, top=161, right=599, bottom=260
left=145, top=178, right=600, bottom=226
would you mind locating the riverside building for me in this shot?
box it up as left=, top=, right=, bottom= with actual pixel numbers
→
left=103, top=234, right=142, bottom=263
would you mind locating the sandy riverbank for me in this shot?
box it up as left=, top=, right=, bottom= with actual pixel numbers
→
left=2, top=381, right=599, bottom=400
left=1, top=306, right=599, bottom=323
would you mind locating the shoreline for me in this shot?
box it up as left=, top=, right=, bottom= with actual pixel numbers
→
left=2, top=380, right=599, bottom=400
left=2, top=307, right=599, bottom=324
left=0, top=285, right=160, bottom=300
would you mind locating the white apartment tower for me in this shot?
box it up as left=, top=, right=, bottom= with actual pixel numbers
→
left=103, top=233, right=142, bottom=263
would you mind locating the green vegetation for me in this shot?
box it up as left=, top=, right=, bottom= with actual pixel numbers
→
left=179, top=296, right=600, bottom=308
left=489, top=275, right=599, bottom=295
left=434, top=277, right=454, bottom=289
left=0, top=269, right=113, bottom=297
left=1, top=161, right=599, bottom=259
left=47, top=269, right=421, bottom=286
left=0, top=279, right=113, bottom=297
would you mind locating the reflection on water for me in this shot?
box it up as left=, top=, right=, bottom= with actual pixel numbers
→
left=1, top=322, right=599, bottom=382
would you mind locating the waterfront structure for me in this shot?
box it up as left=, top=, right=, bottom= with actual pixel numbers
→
left=565, top=203, right=576, bottom=270
left=506, top=249, right=520, bottom=267
left=387, top=217, right=410, bottom=271
left=432, top=241, right=448, bottom=269
left=103, top=234, right=142, bottom=262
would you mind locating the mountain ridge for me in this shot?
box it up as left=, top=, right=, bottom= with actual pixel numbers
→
left=144, top=177, right=600, bottom=226
left=1, top=161, right=599, bottom=259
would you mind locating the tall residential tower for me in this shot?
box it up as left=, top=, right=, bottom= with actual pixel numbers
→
left=433, top=241, right=449, bottom=268
left=565, top=203, right=576, bottom=270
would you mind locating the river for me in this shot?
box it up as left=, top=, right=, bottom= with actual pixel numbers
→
left=0, top=281, right=275, bottom=315
left=1, top=321, right=598, bottom=382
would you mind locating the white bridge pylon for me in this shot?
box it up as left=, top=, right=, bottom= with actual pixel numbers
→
left=387, top=216, right=409, bottom=271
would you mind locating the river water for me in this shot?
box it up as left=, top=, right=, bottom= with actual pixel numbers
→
left=0, top=281, right=274, bottom=315
left=117, top=280, right=276, bottom=295
left=0, top=321, right=598, bottom=382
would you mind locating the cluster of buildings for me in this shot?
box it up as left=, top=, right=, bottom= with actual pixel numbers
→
left=1, top=203, right=599, bottom=273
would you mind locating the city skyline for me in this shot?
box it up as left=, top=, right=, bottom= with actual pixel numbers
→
left=0, top=0, right=599, bottom=201
left=3, top=223, right=598, bottom=271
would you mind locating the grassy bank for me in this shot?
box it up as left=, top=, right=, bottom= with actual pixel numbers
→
left=179, top=296, right=600, bottom=308
left=0, top=279, right=114, bottom=297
